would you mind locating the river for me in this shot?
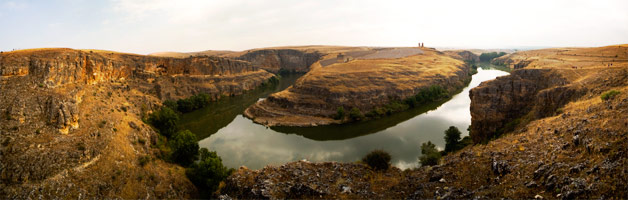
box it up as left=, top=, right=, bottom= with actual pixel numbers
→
left=180, top=66, right=509, bottom=169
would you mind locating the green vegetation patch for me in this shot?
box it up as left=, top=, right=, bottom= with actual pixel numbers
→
left=601, top=90, right=620, bottom=101
left=479, top=52, right=507, bottom=62
left=362, top=150, right=392, bottom=171
left=186, top=148, right=234, bottom=197
left=419, top=141, right=441, bottom=166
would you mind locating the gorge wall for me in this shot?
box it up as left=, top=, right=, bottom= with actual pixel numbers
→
left=470, top=45, right=628, bottom=143
left=0, top=48, right=275, bottom=198
left=236, top=49, right=322, bottom=73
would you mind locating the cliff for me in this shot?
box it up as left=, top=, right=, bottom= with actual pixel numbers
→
left=444, top=50, right=480, bottom=63
left=0, top=48, right=274, bottom=198
left=471, top=45, right=628, bottom=143
left=236, top=49, right=322, bottom=73
left=244, top=48, right=471, bottom=126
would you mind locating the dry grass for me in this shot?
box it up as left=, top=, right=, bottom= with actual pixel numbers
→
left=494, top=44, right=628, bottom=69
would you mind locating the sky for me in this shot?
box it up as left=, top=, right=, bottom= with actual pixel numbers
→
left=0, top=0, right=627, bottom=54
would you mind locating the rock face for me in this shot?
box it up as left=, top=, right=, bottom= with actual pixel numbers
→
left=236, top=49, right=322, bottom=73
left=470, top=69, right=570, bottom=143
left=444, top=50, right=480, bottom=63
left=470, top=44, right=628, bottom=143
left=0, top=48, right=275, bottom=198
left=245, top=48, right=471, bottom=126
left=45, top=96, right=80, bottom=134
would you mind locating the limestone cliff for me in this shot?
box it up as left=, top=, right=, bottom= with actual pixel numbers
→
left=444, top=50, right=480, bottom=63
left=236, top=49, right=322, bottom=73
left=470, top=45, right=628, bottom=143
left=0, top=48, right=274, bottom=198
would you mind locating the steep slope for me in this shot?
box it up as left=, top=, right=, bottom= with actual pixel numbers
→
left=0, top=48, right=275, bottom=198
left=471, top=45, right=628, bottom=143
left=444, top=50, right=480, bottom=63
left=244, top=48, right=471, bottom=126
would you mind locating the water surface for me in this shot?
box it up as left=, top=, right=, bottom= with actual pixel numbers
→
left=180, top=68, right=509, bottom=169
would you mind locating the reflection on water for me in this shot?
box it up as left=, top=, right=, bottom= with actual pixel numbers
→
left=178, top=73, right=302, bottom=139
left=181, top=68, right=509, bottom=170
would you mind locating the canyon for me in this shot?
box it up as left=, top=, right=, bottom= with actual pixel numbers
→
left=1, top=44, right=626, bottom=199
left=224, top=45, right=627, bottom=198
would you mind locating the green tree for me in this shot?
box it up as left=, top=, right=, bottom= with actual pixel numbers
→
left=349, top=107, right=364, bottom=121
left=335, top=106, right=345, bottom=120
left=479, top=52, right=507, bottom=62
left=362, top=150, right=392, bottom=171
left=148, top=107, right=179, bottom=138
left=419, top=141, right=441, bottom=166
left=169, top=130, right=199, bottom=166
left=186, top=148, right=234, bottom=197
left=190, top=93, right=211, bottom=110
left=444, top=126, right=462, bottom=153
left=163, top=100, right=179, bottom=112
left=177, top=98, right=195, bottom=113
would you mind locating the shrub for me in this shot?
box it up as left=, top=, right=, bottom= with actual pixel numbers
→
left=419, top=141, right=441, bottom=166
left=335, top=106, right=345, bottom=120
left=186, top=148, right=234, bottom=197
left=349, top=107, right=364, bottom=121
left=99, top=120, right=107, bottom=128
left=362, top=150, right=392, bottom=171
left=190, top=93, right=211, bottom=110
left=479, top=52, right=507, bottom=62
left=177, top=98, right=195, bottom=113
left=383, top=101, right=407, bottom=114
left=457, top=136, right=473, bottom=150
left=137, top=138, right=146, bottom=145
left=601, top=90, right=620, bottom=101
left=77, top=143, right=86, bottom=151
left=138, top=155, right=151, bottom=166
left=444, top=126, right=462, bottom=153
left=147, top=107, right=179, bottom=138
left=163, top=100, right=178, bottom=112
left=169, top=130, right=199, bottom=166
left=408, top=85, right=449, bottom=108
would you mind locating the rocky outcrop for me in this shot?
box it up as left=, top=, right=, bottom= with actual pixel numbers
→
left=236, top=49, right=322, bottom=73
left=470, top=69, right=564, bottom=143
left=470, top=45, right=628, bottom=143
left=469, top=67, right=627, bottom=143
left=0, top=48, right=261, bottom=87
left=45, top=96, right=80, bottom=134
left=444, top=50, right=480, bottom=63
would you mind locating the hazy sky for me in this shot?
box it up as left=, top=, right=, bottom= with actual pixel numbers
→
left=1, top=0, right=627, bottom=54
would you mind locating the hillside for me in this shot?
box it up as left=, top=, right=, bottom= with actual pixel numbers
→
left=0, top=48, right=275, bottom=198
left=492, top=44, right=628, bottom=69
